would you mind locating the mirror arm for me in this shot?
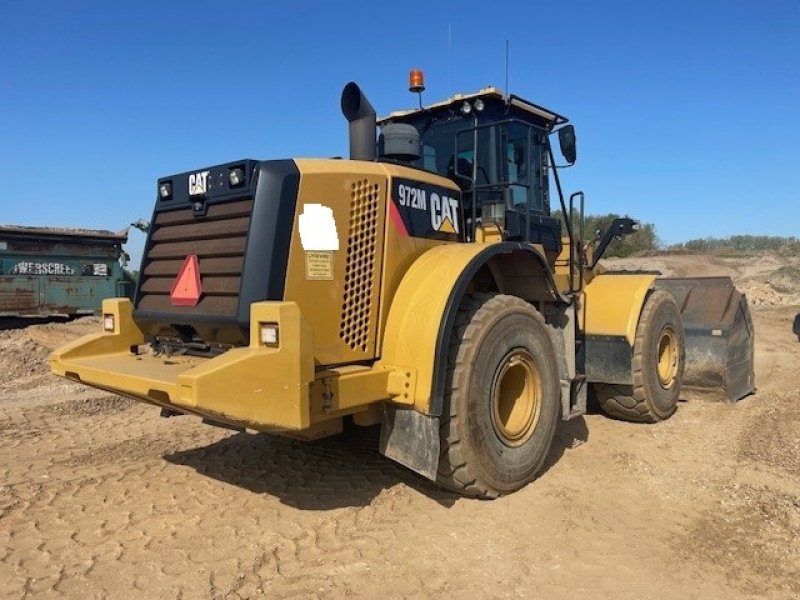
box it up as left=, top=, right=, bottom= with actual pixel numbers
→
left=547, top=142, right=574, bottom=246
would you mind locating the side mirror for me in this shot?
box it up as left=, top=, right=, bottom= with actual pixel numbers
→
left=558, top=125, right=577, bottom=165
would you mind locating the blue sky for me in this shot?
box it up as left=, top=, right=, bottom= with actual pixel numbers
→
left=1, top=1, right=798, bottom=266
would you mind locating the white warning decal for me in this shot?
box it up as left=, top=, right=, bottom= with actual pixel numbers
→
left=299, top=204, right=340, bottom=251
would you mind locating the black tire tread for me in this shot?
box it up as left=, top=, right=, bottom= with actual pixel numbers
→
left=436, top=293, right=552, bottom=498
left=595, top=290, right=682, bottom=423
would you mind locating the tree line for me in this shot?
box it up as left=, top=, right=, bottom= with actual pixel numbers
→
left=669, top=235, right=800, bottom=254
left=556, top=212, right=799, bottom=257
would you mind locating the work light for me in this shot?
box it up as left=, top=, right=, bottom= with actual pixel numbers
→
left=229, top=167, right=245, bottom=187
left=159, top=182, right=172, bottom=200
left=260, top=323, right=279, bottom=347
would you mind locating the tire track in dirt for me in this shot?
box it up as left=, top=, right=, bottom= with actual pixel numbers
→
left=0, top=395, right=773, bottom=599
left=683, top=391, right=800, bottom=596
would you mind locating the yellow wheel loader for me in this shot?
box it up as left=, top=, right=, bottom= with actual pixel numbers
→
left=50, top=74, right=755, bottom=498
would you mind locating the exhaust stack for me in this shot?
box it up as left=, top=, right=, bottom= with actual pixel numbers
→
left=341, top=82, right=376, bottom=161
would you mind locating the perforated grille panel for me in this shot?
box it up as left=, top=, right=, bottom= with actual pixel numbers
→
left=340, top=179, right=380, bottom=351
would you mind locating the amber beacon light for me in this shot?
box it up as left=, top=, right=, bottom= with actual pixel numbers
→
left=409, top=69, right=425, bottom=93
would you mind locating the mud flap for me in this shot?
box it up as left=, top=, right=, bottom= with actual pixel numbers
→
left=379, top=405, right=440, bottom=481
left=655, top=277, right=755, bottom=402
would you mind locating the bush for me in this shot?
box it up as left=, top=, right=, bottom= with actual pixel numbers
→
left=670, top=235, right=800, bottom=254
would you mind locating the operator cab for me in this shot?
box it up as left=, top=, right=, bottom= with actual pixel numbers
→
left=378, top=84, right=575, bottom=254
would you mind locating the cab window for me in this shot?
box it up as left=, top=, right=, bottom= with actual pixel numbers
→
left=504, top=122, right=530, bottom=209
left=503, top=121, right=545, bottom=213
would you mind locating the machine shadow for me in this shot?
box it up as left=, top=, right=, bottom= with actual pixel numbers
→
left=165, top=415, right=590, bottom=509
left=541, top=416, right=590, bottom=474
left=0, top=316, right=73, bottom=331
left=164, top=425, right=460, bottom=510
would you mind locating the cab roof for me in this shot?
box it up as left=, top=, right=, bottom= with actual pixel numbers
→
left=378, top=86, right=569, bottom=128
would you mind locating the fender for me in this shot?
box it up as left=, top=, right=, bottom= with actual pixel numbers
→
left=581, top=273, right=656, bottom=384
left=377, top=241, right=563, bottom=416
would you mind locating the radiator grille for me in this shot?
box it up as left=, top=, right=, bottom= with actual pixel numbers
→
left=137, top=199, right=253, bottom=317
left=340, top=180, right=380, bottom=351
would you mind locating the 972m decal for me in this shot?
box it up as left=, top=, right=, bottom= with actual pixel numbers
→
left=390, top=178, right=462, bottom=240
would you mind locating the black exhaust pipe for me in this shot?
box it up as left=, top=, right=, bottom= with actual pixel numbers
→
left=341, top=81, right=376, bottom=161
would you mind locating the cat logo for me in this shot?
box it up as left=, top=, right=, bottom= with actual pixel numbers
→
left=430, top=192, right=460, bottom=234
left=189, top=170, right=210, bottom=196
left=391, top=178, right=462, bottom=240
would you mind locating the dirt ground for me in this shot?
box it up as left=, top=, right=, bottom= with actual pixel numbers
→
left=1, top=252, right=798, bottom=599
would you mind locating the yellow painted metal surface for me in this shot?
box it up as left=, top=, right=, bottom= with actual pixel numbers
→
left=285, top=159, right=460, bottom=368
left=49, top=160, right=488, bottom=430
left=174, top=301, right=315, bottom=429
left=553, top=236, right=599, bottom=294
left=377, top=242, right=495, bottom=413
left=285, top=160, right=389, bottom=365
left=49, top=298, right=145, bottom=361
left=553, top=236, right=575, bottom=294
left=50, top=298, right=418, bottom=432
left=474, top=223, right=504, bottom=244
left=51, top=299, right=317, bottom=431
left=374, top=163, right=461, bottom=355
left=581, top=273, right=656, bottom=344
left=309, top=365, right=392, bottom=415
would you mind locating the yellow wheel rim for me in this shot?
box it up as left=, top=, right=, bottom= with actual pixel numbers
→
left=491, top=350, right=541, bottom=447
left=657, top=326, right=678, bottom=389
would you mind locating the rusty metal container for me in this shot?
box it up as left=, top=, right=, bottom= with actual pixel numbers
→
left=0, top=225, right=131, bottom=317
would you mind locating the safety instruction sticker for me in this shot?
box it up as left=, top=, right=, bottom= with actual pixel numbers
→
left=305, top=251, right=334, bottom=280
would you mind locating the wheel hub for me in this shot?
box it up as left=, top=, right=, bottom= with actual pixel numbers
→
left=491, top=350, right=541, bottom=447
left=657, top=326, right=678, bottom=389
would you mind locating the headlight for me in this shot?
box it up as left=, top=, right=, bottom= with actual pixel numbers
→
left=460, top=101, right=472, bottom=115
left=259, top=323, right=279, bottom=347
left=158, top=181, right=172, bottom=200
left=473, top=98, right=485, bottom=112
left=103, top=314, right=115, bottom=332
left=229, top=167, right=245, bottom=188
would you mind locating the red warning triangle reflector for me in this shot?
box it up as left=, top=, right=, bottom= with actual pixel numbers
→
left=170, top=254, right=202, bottom=306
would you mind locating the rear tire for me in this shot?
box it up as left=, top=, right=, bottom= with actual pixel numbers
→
left=596, top=290, right=685, bottom=423
left=437, top=294, right=560, bottom=498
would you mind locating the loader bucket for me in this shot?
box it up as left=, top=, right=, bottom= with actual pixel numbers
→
left=655, top=277, right=755, bottom=402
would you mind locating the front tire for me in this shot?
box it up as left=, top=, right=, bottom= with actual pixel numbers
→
left=437, top=294, right=560, bottom=498
left=595, top=290, right=685, bottom=423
